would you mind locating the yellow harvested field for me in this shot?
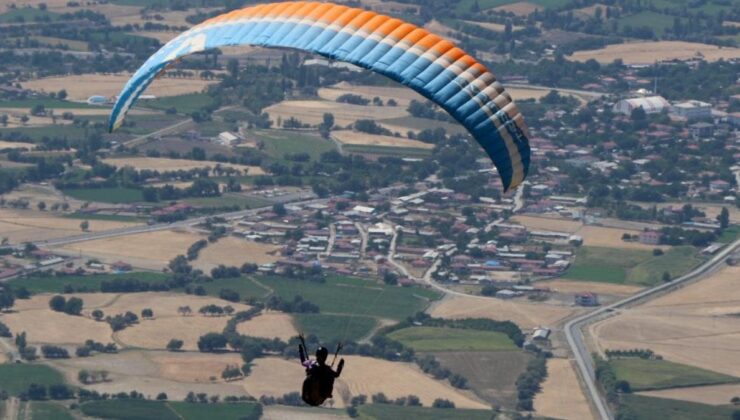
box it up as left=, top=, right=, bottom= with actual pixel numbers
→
left=632, top=201, right=740, bottom=223
left=150, top=352, right=244, bottom=383
left=14, top=294, right=117, bottom=312
left=535, top=358, right=594, bottom=420
left=133, top=31, right=181, bottom=43
left=535, top=280, right=643, bottom=296
left=0, top=308, right=112, bottom=346
left=572, top=4, right=613, bottom=19
left=429, top=295, right=580, bottom=330
left=193, top=236, right=280, bottom=272
left=262, top=406, right=348, bottom=420
left=638, top=383, right=740, bottom=406
left=0, top=352, right=7, bottom=364
left=569, top=41, right=740, bottom=65
left=110, top=9, right=219, bottom=28
left=51, top=351, right=247, bottom=400
left=103, top=157, right=265, bottom=175
left=493, top=2, right=542, bottom=15
left=22, top=74, right=215, bottom=101
left=56, top=229, right=201, bottom=270
left=0, top=208, right=140, bottom=244
left=0, top=107, right=153, bottom=117
left=318, top=82, right=425, bottom=108
left=242, top=356, right=488, bottom=409
left=591, top=265, right=740, bottom=376
left=576, top=225, right=667, bottom=250
left=511, top=215, right=583, bottom=233
left=2, top=183, right=86, bottom=211
left=236, top=312, right=297, bottom=341
left=332, top=130, right=434, bottom=150
left=265, top=100, right=407, bottom=128
left=0, top=140, right=36, bottom=150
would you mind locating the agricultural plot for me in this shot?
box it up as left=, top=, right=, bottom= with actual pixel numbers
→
left=569, top=41, right=740, bottom=65
left=236, top=312, right=297, bottom=341
left=387, top=326, right=518, bottom=352
left=620, top=394, right=736, bottom=420
left=0, top=364, right=66, bottom=395
left=252, top=129, right=337, bottom=161
left=61, top=187, right=144, bottom=204
left=564, top=246, right=703, bottom=286
left=638, top=383, right=740, bottom=406
left=81, top=400, right=180, bottom=420
left=21, top=74, right=215, bottom=102
left=169, top=402, right=262, bottom=420
left=591, top=265, right=740, bottom=377
left=102, top=157, right=265, bottom=175
left=610, top=358, right=740, bottom=391
left=317, top=82, right=425, bottom=107
left=576, top=225, right=669, bottom=250
left=534, top=358, right=593, bottom=420
left=193, top=236, right=280, bottom=271
left=55, top=229, right=203, bottom=270
left=332, top=130, right=434, bottom=150
left=264, top=99, right=408, bottom=128
left=429, top=294, right=579, bottom=330
left=29, top=402, right=74, bottom=420
left=0, top=140, right=36, bottom=150
left=358, top=404, right=496, bottom=420
left=293, top=313, right=378, bottom=344
left=7, top=272, right=169, bottom=294
left=433, top=351, right=531, bottom=408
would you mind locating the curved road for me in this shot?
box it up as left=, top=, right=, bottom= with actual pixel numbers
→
left=565, top=237, right=740, bottom=420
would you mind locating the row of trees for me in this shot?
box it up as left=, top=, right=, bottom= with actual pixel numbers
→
left=49, top=295, right=83, bottom=315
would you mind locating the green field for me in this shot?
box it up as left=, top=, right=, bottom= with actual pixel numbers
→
left=621, top=394, right=737, bottom=420
left=80, top=400, right=260, bottom=420
left=256, top=129, right=337, bottom=162
left=359, top=404, right=497, bottom=420
left=7, top=272, right=170, bottom=294
left=564, top=246, right=703, bottom=286
left=142, top=93, right=215, bottom=115
left=0, top=364, right=66, bottom=395
left=169, top=402, right=261, bottom=420
left=0, top=8, right=59, bottom=23
left=616, top=11, right=675, bottom=36
left=81, top=400, right=179, bottom=420
left=0, top=125, right=90, bottom=142
left=388, top=326, right=518, bottom=352
left=718, top=225, right=740, bottom=243
left=62, top=187, right=144, bottom=203
left=0, top=99, right=95, bottom=109
left=611, top=358, right=740, bottom=391
left=63, top=212, right=143, bottom=222
left=293, top=313, right=378, bottom=343
left=30, top=402, right=75, bottom=420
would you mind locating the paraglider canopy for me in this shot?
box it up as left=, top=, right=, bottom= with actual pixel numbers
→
left=108, top=1, right=530, bottom=191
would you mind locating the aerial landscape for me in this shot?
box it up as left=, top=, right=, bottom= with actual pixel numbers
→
left=0, top=0, right=738, bottom=419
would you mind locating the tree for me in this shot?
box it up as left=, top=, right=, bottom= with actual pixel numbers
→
left=157, top=392, right=168, bottom=401
left=662, top=271, right=671, bottom=282
left=57, top=89, right=67, bottom=100
left=432, top=398, right=455, bottom=408
left=718, top=207, right=730, bottom=229
left=273, top=203, right=286, bottom=216
left=49, top=295, right=66, bottom=312
left=167, top=339, right=184, bottom=352
left=197, top=333, right=228, bottom=352
left=63, top=297, right=83, bottom=315
left=49, top=385, right=73, bottom=400
left=78, top=370, right=90, bottom=384
left=37, top=201, right=46, bottom=211
left=219, top=288, right=240, bottom=302
left=26, top=384, right=47, bottom=400
left=80, top=220, right=89, bottom=231
left=0, top=287, right=14, bottom=311
left=141, top=308, right=154, bottom=319
left=92, top=309, right=104, bottom=321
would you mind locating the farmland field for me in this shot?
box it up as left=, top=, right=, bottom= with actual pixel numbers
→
left=620, top=394, right=736, bottom=420
left=387, top=326, right=518, bottom=352
left=610, top=358, right=740, bottom=391
left=332, top=130, right=434, bottom=150
left=102, top=157, right=265, bottom=175
left=253, top=129, right=337, bottom=161
left=534, top=358, right=593, bottom=420
left=564, top=246, right=703, bottom=286
left=638, top=383, right=740, bottom=406
left=569, top=41, right=740, bottom=65
left=81, top=400, right=180, bottom=420
left=359, top=404, right=496, bottom=419
left=236, top=312, right=297, bottom=341
left=169, top=402, right=262, bottom=420
left=6, top=272, right=170, bottom=294
left=62, top=187, right=144, bottom=203
left=342, top=144, right=433, bottom=157
left=29, top=402, right=74, bottom=420
left=293, top=313, right=378, bottom=343
left=0, top=364, right=66, bottom=394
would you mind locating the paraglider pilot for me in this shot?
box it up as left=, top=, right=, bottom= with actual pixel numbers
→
left=298, top=334, right=344, bottom=406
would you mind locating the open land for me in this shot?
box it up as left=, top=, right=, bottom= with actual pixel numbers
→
left=102, top=157, right=266, bottom=175
left=610, top=358, right=739, bottom=391
left=264, top=100, right=408, bottom=128
left=423, top=19, right=463, bottom=42
left=236, top=312, right=297, bottom=341
left=332, top=130, right=434, bottom=150
left=317, top=82, right=425, bottom=108
left=193, top=236, right=281, bottom=271
left=387, top=326, right=518, bottom=352
left=493, top=2, right=542, bottom=16
left=535, top=279, right=643, bottom=296
left=0, top=208, right=140, bottom=244
left=620, top=394, right=736, bottom=420
left=638, top=383, right=740, bottom=406
left=21, top=74, right=215, bottom=102
left=0, top=140, right=36, bottom=150
left=591, top=265, right=740, bottom=376
left=511, top=215, right=582, bottom=233
left=55, top=229, right=202, bottom=270
left=242, top=356, right=489, bottom=409
left=576, top=225, right=669, bottom=250
left=568, top=41, right=740, bottom=65
left=534, top=358, right=594, bottom=420
left=429, top=294, right=580, bottom=330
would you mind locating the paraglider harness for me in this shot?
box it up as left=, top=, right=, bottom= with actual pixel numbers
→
left=299, top=334, right=344, bottom=406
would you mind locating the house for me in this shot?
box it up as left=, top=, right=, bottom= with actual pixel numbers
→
left=217, top=131, right=241, bottom=145
left=688, top=122, right=714, bottom=139
left=709, top=179, right=730, bottom=193
left=575, top=292, right=599, bottom=306
left=533, top=327, right=551, bottom=341
left=671, top=100, right=712, bottom=120
left=638, top=230, right=662, bottom=245
left=496, top=289, right=522, bottom=299
left=111, top=261, right=133, bottom=272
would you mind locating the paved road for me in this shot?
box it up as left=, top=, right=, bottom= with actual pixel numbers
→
left=565, top=237, right=740, bottom=420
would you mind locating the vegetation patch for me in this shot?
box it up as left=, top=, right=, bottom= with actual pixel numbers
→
left=80, top=400, right=180, bottom=420
left=358, top=404, right=496, bottom=420
left=168, top=401, right=261, bottom=420
left=387, top=326, right=518, bottom=352
left=141, top=93, right=215, bottom=115
left=293, top=313, right=377, bottom=343
left=619, top=394, right=737, bottom=420
left=626, top=246, right=703, bottom=285
left=0, top=364, right=66, bottom=395
left=8, top=272, right=170, bottom=294
left=254, top=130, right=336, bottom=162
left=61, top=187, right=144, bottom=204
left=30, top=402, right=74, bottom=420
left=611, top=358, right=740, bottom=391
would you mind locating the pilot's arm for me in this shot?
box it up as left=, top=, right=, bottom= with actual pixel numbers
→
left=299, top=344, right=307, bottom=364
left=335, top=358, right=345, bottom=377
